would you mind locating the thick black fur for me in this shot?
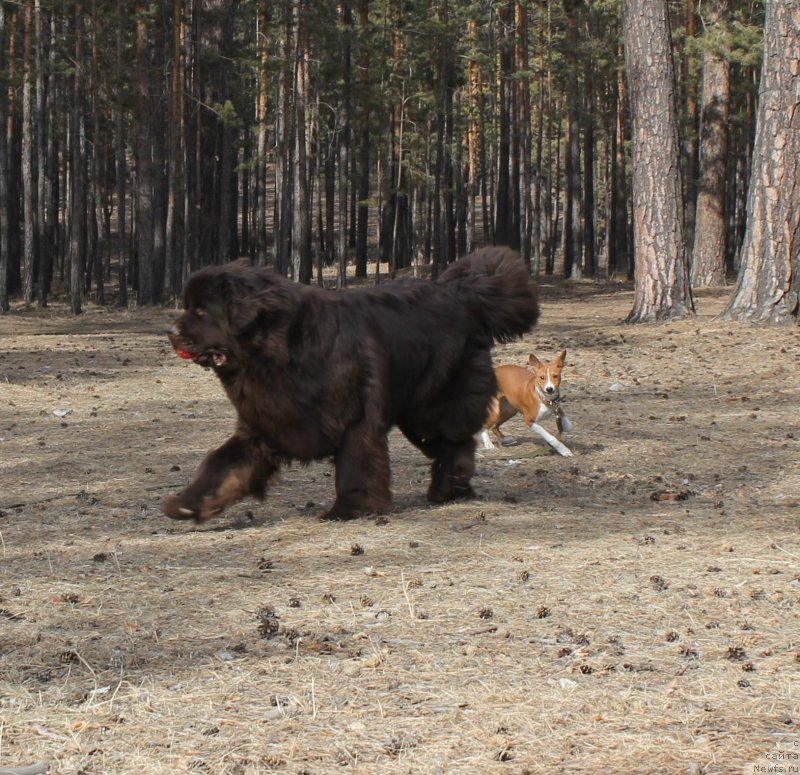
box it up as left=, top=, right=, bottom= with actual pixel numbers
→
left=164, top=246, right=539, bottom=522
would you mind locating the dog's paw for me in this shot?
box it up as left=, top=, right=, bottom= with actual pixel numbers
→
left=319, top=506, right=365, bottom=521
left=163, top=495, right=195, bottom=520
left=557, top=446, right=574, bottom=458
left=162, top=494, right=219, bottom=522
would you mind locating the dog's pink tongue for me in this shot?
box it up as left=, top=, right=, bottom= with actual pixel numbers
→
left=175, top=349, right=194, bottom=360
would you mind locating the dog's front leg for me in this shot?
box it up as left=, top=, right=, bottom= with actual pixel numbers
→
left=557, top=414, right=574, bottom=434
left=530, top=422, right=573, bottom=457
left=163, top=433, right=278, bottom=522
left=323, top=423, right=392, bottom=520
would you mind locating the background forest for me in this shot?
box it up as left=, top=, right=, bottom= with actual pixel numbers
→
left=0, top=0, right=773, bottom=314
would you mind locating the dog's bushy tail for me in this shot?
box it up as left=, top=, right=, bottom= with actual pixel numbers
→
left=439, top=246, right=539, bottom=343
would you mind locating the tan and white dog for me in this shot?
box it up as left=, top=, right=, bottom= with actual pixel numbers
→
left=481, top=351, right=573, bottom=457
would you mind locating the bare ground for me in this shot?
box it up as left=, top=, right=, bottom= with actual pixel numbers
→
left=1, top=281, right=798, bottom=775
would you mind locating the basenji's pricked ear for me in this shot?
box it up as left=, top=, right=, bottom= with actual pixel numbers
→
left=528, top=353, right=542, bottom=369
left=555, top=350, right=567, bottom=369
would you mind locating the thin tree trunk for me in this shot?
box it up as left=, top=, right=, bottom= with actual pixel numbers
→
left=582, top=10, right=596, bottom=279
left=562, top=0, right=582, bottom=279
left=115, top=0, right=128, bottom=306
left=69, top=3, right=86, bottom=315
left=293, top=0, right=312, bottom=284
left=134, top=2, right=155, bottom=304
left=22, top=0, right=36, bottom=303
left=0, top=4, right=9, bottom=311
left=354, top=0, right=370, bottom=278
left=690, top=0, right=731, bottom=288
left=683, top=0, right=700, bottom=252
left=36, top=0, right=51, bottom=307
left=255, top=8, right=269, bottom=265
left=608, top=50, right=630, bottom=278
left=495, top=8, right=512, bottom=248
left=166, top=0, right=184, bottom=296
left=516, top=0, right=532, bottom=265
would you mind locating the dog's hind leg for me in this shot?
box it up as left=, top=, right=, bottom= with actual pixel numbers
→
left=557, top=414, right=574, bottom=434
left=427, top=437, right=477, bottom=503
left=163, top=433, right=278, bottom=523
left=323, top=423, right=392, bottom=520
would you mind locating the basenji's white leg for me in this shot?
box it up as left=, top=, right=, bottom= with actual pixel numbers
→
left=560, top=415, right=574, bottom=433
left=481, top=430, right=495, bottom=450
left=530, top=422, right=573, bottom=457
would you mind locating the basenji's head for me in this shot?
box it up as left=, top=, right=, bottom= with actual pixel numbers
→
left=528, top=350, right=567, bottom=399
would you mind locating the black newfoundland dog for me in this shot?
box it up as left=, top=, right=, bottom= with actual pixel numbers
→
left=164, top=247, right=538, bottom=523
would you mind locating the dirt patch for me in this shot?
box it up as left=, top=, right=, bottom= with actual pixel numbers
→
left=1, top=282, right=798, bottom=774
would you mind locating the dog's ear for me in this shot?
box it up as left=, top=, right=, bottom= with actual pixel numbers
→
left=222, top=265, right=295, bottom=333
left=528, top=353, right=542, bottom=368
left=219, top=266, right=262, bottom=331
left=556, top=350, right=567, bottom=367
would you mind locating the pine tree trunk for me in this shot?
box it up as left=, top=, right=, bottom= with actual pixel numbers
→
left=134, top=4, right=155, bottom=304
left=36, top=0, right=51, bottom=307
left=22, top=0, right=36, bottom=304
left=166, top=0, right=184, bottom=296
left=562, top=0, right=582, bottom=279
left=354, top=0, right=370, bottom=278
left=115, top=0, right=127, bottom=306
left=622, top=0, right=693, bottom=322
left=690, top=0, right=731, bottom=288
left=608, top=52, right=630, bottom=278
left=293, top=0, right=312, bottom=284
left=582, top=39, right=596, bottom=279
left=683, top=0, right=700, bottom=252
left=0, top=4, right=9, bottom=311
left=69, top=3, right=86, bottom=315
left=255, top=8, right=269, bottom=265
left=723, top=0, right=800, bottom=324
left=515, top=0, right=532, bottom=263
left=495, top=10, right=512, bottom=249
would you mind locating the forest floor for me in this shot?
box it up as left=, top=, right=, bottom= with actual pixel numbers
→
left=1, top=277, right=799, bottom=775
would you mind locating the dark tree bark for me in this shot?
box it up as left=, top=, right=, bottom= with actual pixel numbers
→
left=114, top=0, right=128, bottom=307
left=354, top=0, right=370, bottom=279
left=35, top=0, right=51, bottom=307
left=562, top=0, right=582, bottom=279
left=255, top=6, right=269, bottom=265
left=22, top=0, right=36, bottom=304
left=292, top=0, right=312, bottom=284
left=608, top=50, right=630, bottom=278
left=515, top=0, right=532, bottom=264
left=690, top=0, right=731, bottom=288
left=69, top=3, right=87, bottom=315
left=723, top=0, right=800, bottom=324
left=134, top=2, right=156, bottom=305
left=582, top=14, right=596, bottom=280
left=621, top=0, right=693, bottom=322
left=494, top=7, right=513, bottom=248
left=165, top=0, right=185, bottom=296
left=682, top=0, right=700, bottom=252
left=0, top=4, right=9, bottom=312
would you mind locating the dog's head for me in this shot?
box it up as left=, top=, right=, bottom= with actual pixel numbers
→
left=528, top=350, right=567, bottom=398
left=168, top=262, right=296, bottom=372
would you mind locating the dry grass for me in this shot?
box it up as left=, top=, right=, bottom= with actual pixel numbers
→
left=1, top=281, right=799, bottom=774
